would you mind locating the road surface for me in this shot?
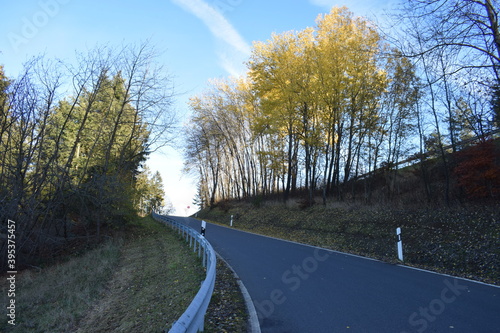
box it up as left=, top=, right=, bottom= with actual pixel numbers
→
left=168, top=216, right=499, bottom=333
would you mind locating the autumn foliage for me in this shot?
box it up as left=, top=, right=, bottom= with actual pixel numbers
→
left=453, top=140, right=500, bottom=199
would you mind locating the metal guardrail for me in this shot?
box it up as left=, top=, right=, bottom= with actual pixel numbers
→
left=152, top=212, right=216, bottom=333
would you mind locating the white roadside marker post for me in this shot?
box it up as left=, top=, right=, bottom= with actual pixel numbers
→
left=396, top=227, right=403, bottom=262
left=201, top=220, right=206, bottom=236
left=230, top=215, right=233, bottom=227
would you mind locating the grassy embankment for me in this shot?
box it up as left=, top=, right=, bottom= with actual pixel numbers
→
left=0, top=216, right=205, bottom=332
left=198, top=200, right=499, bottom=285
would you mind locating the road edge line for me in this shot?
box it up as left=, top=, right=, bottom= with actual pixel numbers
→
left=394, top=263, right=500, bottom=288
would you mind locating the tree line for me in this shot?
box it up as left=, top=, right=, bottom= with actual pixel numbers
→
left=185, top=4, right=500, bottom=209
left=0, top=43, right=175, bottom=269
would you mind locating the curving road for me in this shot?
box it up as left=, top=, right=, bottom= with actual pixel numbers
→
left=168, top=216, right=500, bottom=333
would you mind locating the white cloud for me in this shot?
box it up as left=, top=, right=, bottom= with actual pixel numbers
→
left=217, top=47, right=246, bottom=77
left=172, top=0, right=251, bottom=76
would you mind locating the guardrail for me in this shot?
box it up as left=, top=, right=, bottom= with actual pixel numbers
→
left=152, top=212, right=216, bottom=333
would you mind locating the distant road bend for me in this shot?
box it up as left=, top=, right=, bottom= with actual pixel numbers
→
left=167, top=216, right=500, bottom=333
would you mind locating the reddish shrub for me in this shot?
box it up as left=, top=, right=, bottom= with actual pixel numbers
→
left=453, top=140, right=500, bottom=199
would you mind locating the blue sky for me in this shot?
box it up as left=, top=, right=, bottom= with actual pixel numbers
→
left=1, top=0, right=396, bottom=215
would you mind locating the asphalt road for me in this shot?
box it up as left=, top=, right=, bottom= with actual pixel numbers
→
left=168, top=216, right=500, bottom=333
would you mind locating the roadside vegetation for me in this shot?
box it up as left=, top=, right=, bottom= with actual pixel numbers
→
left=184, top=4, right=500, bottom=211
left=0, top=216, right=205, bottom=332
left=0, top=42, right=175, bottom=272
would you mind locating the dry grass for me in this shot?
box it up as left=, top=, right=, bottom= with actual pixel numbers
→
left=0, top=216, right=204, bottom=332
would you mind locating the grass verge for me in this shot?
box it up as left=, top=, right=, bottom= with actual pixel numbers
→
left=0, top=216, right=204, bottom=332
left=198, top=200, right=500, bottom=286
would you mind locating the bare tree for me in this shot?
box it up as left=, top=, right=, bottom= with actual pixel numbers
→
left=395, top=0, right=500, bottom=79
left=0, top=42, right=176, bottom=270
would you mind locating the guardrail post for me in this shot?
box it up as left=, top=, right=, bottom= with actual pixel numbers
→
left=202, top=243, right=207, bottom=268
left=198, top=237, right=202, bottom=258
